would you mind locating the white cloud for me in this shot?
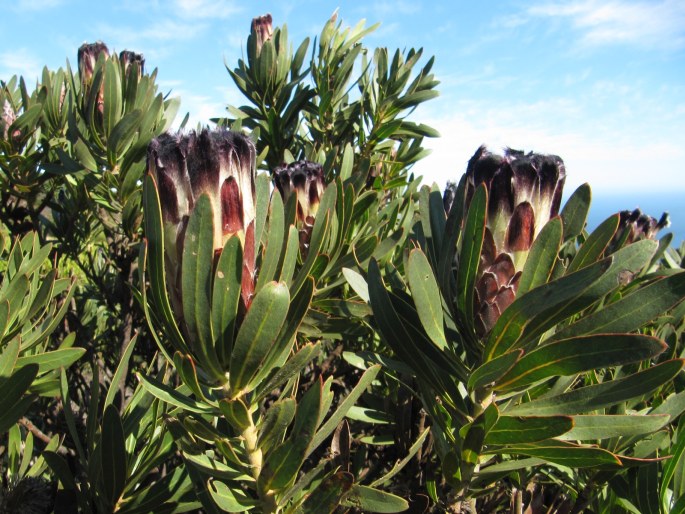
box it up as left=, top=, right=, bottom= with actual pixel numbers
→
left=0, top=48, right=42, bottom=81
left=412, top=99, right=685, bottom=195
left=173, top=0, right=241, bottom=19
left=96, top=18, right=206, bottom=52
left=529, top=0, right=685, bottom=50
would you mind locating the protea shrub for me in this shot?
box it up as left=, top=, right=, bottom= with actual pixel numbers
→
left=445, top=146, right=566, bottom=336
left=273, top=160, right=326, bottom=256
left=146, top=128, right=257, bottom=324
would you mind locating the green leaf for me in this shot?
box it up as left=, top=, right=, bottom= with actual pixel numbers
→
left=229, top=282, right=289, bottom=396
left=342, top=267, right=369, bottom=302
left=486, top=415, right=573, bottom=445
left=506, top=359, right=685, bottom=416
left=218, top=398, right=251, bottom=432
left=255, top=191, right=285, bottom=292
left=260, top=380, right=322, bottom=492
left=567, top=214, right=619, bottom=273
left=104, top=333, right=138, bottom=410
left=560, top=183, right=591, bottom=241
left=495, top=334, right=666, bottom=392
left=0, top=336, right=19, bottom=377
left=468, top=349, right=523, bottom=392
left=309, top=365, right=381, bottom=456
left=182, top=193, right=223, bottom=381
left=456, top=184, right=487, bottom=328
left=255, top=342, right=322, bottom=401
left=407, top=249, right=447, bottom=350
left=207, top=479, right=256, bottom=512
left=300, top=471, right=353, bottom=514
left=636, top=462, right=660, bottom=514
left=258, top=398, right=296, bottom=453
left=551, top=272, right=685, bottom=341
left=486, top=439, right=621, bottom=467
left=211, top=237, right=242, bottom=367
left=560, top=414, right=669, bottom=440
left=103, top=58, right=123, bottom=137
left=16, top=348, right=85, bottom=373
left=518, top=217, right=563, bottom=295
left=0, top=364, right=38, bottom=432
left=342, top=485, right=409, bottom=513
left=101, top=405, right=127, bottom=508
left=137, top=373, right=213, bottom=414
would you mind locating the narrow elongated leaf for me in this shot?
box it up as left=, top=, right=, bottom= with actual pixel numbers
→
left=407, top=249, right=447, bottom=349
left=260, top=380, right=322, bottom=491
left=309, top=365, right=381, bottom=456
left=104, top=333, right=138, bottom=409
left=518, top=217, right=563, bottom=295
left=342, top=485, right=409, bottom=513
left=207, top=479, right=257, bottom=512
left=486, top=416, right=573, bottom=445
left=456, top=185, right=486, bottom=327
left=486, top=439, right=621, bottom=467
left=229, top=282, right=289, bottom=396
left=567, top=214, right=619, bottom=273
left=16, top=348, right=85, bottom=373
left=256, top=191, right=284, bottom=292
left=103, top=58, right=122, bottom=137
left=182, top=194, right=223, bottom=381
left=551, top=273, right=685, bottom=341
left=495, top=334, right=666, bottom=392
left=0, top=336, right=19, bottom=377
left=343, top=267, right=369, bottom=302
left=101, top=405, right=127, bottom=508
left=211, top=237, right=242, bottom=367
left=560, top=414, right=669, bottom=440
left=137, top=373, right=213, bottom=414
left=255, top=343, right=322, bottom=401
left=258, top=398, right=296, bottom=453
left=468, top=349, right=523, bottom=392
left=560, top=183, right=591, bottom=241
left=0, top=364, right=38, bottom=432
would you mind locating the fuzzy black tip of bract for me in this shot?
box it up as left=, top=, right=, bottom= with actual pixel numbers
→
left=119, top=49, right=145, bottom=76
left=77, top=41, right=109, bottom=82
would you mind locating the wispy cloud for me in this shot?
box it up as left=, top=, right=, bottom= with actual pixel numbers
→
left=528, top=0, right=685, bottom=50
left=412, top=94, right=685, bottom=194
left=0, top=48, right=42, bottom=81
left=96, top=18, right=206, bottom=52
left=172, top=0, right=242, bottom=19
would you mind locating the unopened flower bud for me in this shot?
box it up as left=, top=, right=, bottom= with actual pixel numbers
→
left=1, top=99, right=16, bottom=140
left=447, top=146, right=566, bottom=336
left=78, top=41, right=109, bottom=87
left=119, top=50, right=145, bottom=79
left=251, top=14, right=273, bottom=56
left=274, top=160, right=326, bottom=256
left=147, top=128, right=257, bottom=315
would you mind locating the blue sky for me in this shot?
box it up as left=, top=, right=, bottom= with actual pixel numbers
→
left=2, top=0, right=684, bottom=200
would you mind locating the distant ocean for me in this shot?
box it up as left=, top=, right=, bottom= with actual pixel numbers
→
left=579, top=192, right=684, bottom=247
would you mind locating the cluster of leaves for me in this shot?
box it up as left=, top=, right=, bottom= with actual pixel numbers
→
left=0, top=10, right=684, bottom=514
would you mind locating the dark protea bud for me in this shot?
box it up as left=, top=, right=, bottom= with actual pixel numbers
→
left=147, top=128, right=257, bottom=315
left=443, top=181, right=458, bottom=213
left=119, top=50, right=145, bottom=78
left=449, top=146, right=566, bottom=336
left=251, top=13, right=273, bottom=56
left=612, top=208, right=669, bottom=250
left=274, top=160, right=326, bottom=256
left=77, top=41, right=109, bottom=87
left=0, top=476, right=54, bottom=514
left=1, top=99, right=15, bottom=140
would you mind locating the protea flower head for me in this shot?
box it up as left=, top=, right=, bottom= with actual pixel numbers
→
left=119, top=50, right=145, bottom=78
left=77, top=41, right=109, bottom=87
left=448, top=146, right=566, bottom=336
left=613, top=208, right=669, bottom=248
left=274, top=160, right=326, bottom=256
left=146, top=128, right=257, bottom=315
left=251, top=13, right=273, bottom=56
